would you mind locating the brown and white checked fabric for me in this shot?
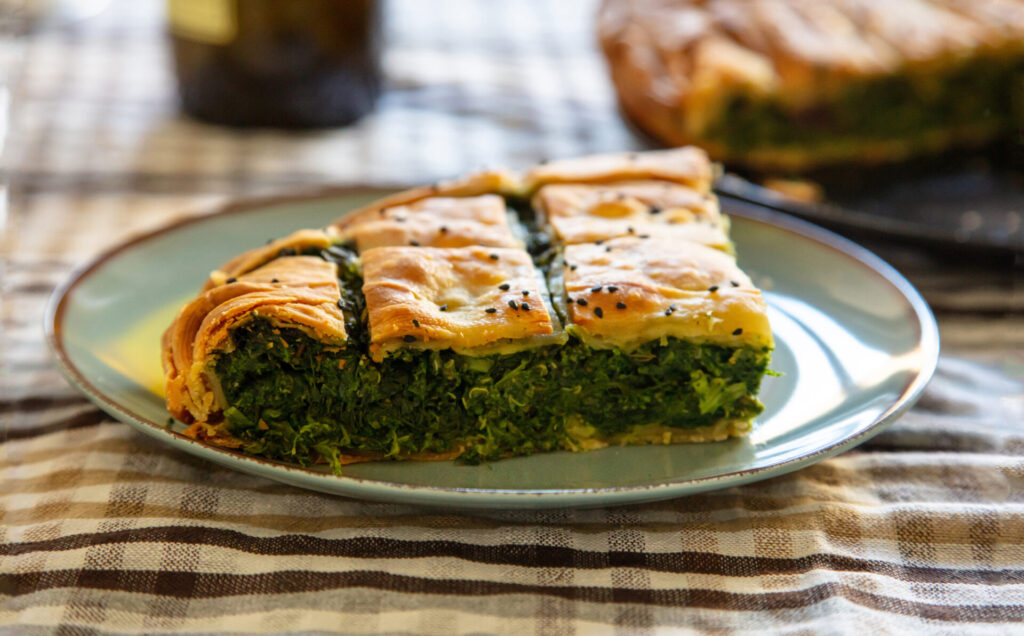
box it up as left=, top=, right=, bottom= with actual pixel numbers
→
left=2, top=0, right=1024, bottom=633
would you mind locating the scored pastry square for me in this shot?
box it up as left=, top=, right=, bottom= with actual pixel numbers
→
left=340, top=195, right=520, bottom=252
left=562, top=236, right=771, bottom=348
left=331, top=169, right=521, bottom=231
left=522, top=147, right=714, bottom=192
left=534, top=181, right=731, bottom=249
left=361, top=246, right=557, bottom=360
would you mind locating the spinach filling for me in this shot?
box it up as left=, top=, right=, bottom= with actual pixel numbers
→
left=705, top=57, right=1022, bottom=154
left=222, top=201, right=771, bottom=472
left=214, top=316, right=770, bottom=472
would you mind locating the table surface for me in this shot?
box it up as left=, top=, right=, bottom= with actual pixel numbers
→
left=3, top=1, right=1024, bottom=633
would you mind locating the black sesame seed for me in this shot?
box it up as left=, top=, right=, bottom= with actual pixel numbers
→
left=278, top=247, right=297, bottom=257
left=731, top=280, right=740, bottom=287
left=440, top=226, right=449, bottom=234
left=409, top=240, right=420, bottom=246
left=607, top=286, right=618, bottom=292
left=605, top=246, right=612, bottom=252
left=627, top=226, right=635, bottom=234
left=403, top=335, right=416, bottom=343
left=708, top=285, right=719, bottom=293
left=489, top=253, right=500, bottom=260
left=271, top=278, right=279, bottom=283
left=649, top=206, right=662, bottom=215
left=569, top=264, right=578, bottom=271
left=439, top=304, right=448, bottom=312
left=485, top=307, right=497, bottom=314
left=591, top=286, right=602, bottom=292
left=732, top=328, right=743, bottom=335
left=499, top=283, right=510, bottom=291
left=521, top=303, right=530, bottom=311
left=395, top=217, right=406, bottom=223
left=616, top=302, right=627, bottom=309
left=521, top=290, right=530, bottom=296
left=664, top=308, right=672, bottom=316
left=576, top=298, right=588, bottom=306
left=509, top=300, right=519, bottom=310
left=226, top=277, right=237, bottom=284
left=412, top=319, right=420, bottom=328
left=637, top=234, right=650, bottom=239
left=670, top=304, right=677, bottom=311
left=337, top=299, right=345, bottom=309
left=594, top=307, right=604, bottom=318
left=594, top=239, right=604, bottom=245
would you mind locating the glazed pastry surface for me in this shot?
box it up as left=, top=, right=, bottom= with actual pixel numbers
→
left=562, top=237, right=771, bottom=350
left=361, top=246, right=558, bottom=360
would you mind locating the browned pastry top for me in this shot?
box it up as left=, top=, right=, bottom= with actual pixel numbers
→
left=562, top=236, right=772, bottom=349
left=361, top=246, right=558, bottom=360
left=533, top=180, right=730, bottom=249
left=340, top=195, right=521, bottom=251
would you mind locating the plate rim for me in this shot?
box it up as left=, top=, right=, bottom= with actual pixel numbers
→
left=43, top=187, right=941, bottom=508
left=716, top=173, right=1022, bottom=256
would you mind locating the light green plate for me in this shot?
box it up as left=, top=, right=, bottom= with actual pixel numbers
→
left=45, top=189, right=939, bottom=509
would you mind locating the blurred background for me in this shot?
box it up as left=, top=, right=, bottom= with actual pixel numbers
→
left=0, top=0, right=1021, bottom=377
left=0, top=0, right=632, bottom=194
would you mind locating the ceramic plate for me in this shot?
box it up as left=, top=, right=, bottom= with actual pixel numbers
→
left=45, top=189, right=940, bottom=509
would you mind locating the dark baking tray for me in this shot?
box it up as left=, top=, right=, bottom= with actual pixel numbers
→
left=712, top=143, right=1024, bottom=258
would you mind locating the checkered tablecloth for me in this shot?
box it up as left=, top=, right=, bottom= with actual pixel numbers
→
left=3, top=1, right=1024, bottom=633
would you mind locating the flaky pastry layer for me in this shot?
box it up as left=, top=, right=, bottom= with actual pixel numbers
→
left=340, top=195, right=520, bottom=251
left=533, top=181, right=730, bottom=249
left=361, top=246, right=557, bottom=361
left=562, top=237, right=772, bottom=349
left=163, top=257, right=345, bottom=427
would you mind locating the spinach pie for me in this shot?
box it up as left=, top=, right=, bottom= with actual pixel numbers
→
left=598, top=0, right=1024, bottom=170
left=162, top=148, right=774, bottom=471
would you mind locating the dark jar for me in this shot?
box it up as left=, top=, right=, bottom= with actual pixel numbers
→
left=167, top=0, right=380, bottom=128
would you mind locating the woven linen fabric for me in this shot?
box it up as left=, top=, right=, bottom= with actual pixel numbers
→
left=3, top=0, right=1024, bottom=633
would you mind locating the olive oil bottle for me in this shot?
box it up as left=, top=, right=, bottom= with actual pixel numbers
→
left=167, top=0, right=380, bottom=128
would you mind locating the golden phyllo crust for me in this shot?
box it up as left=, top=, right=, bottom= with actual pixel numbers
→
left=162, top=256, right=346, bottom=430
left=533, top=181, right=730, bottom=250
left=361, top=246, right=558, bottom=361
left=339, top=195, right=521, bottom=251
left=563, top=237, right=772, bottom=350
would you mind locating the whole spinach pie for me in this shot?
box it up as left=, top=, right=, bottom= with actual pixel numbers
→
left=162, top=149, right=774, bottom=472
left=598, top=0, right=1024, bottom=171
